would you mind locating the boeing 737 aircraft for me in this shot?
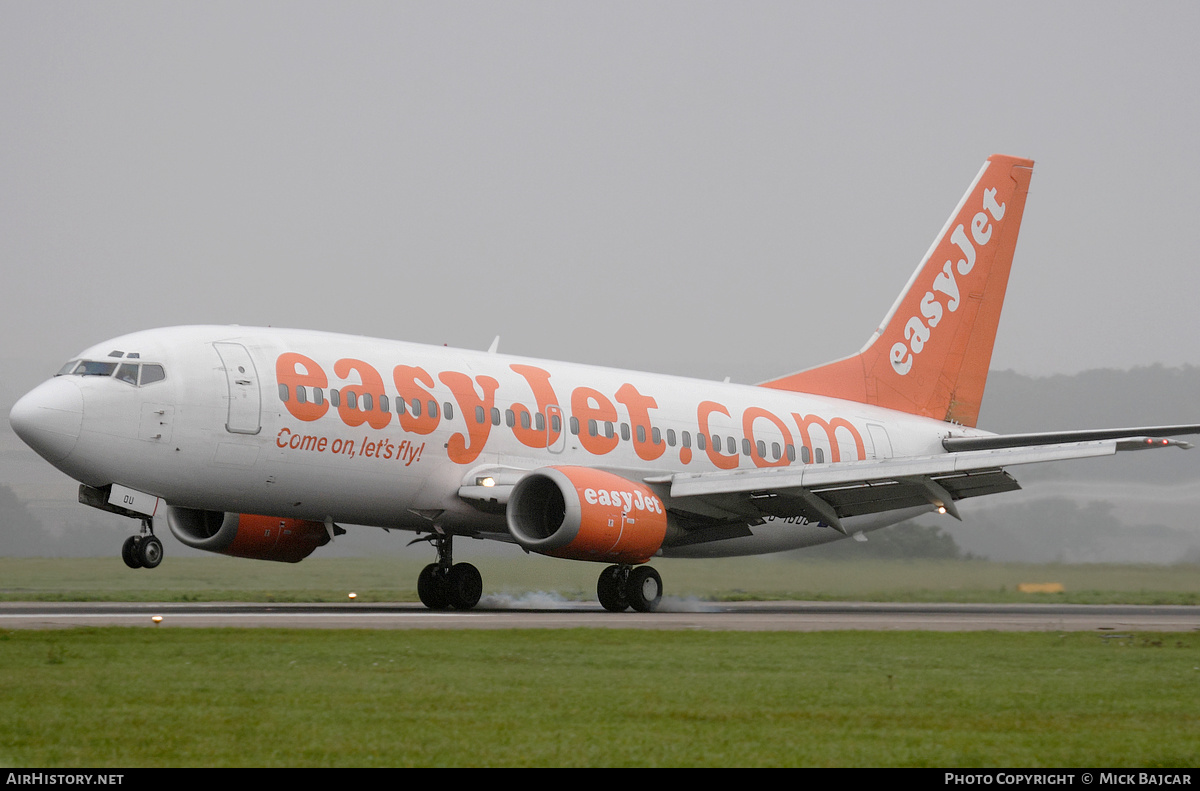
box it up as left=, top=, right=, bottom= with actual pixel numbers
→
left=10, top=155, right=1199, bottom=612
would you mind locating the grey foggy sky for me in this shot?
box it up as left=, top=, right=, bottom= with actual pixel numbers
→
left=3, top=1, right=1198, bottom=385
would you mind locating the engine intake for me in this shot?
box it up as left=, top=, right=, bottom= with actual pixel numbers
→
left=506, top=466, right=667, bottom=563
left=167, top=506, right=330, bottom=563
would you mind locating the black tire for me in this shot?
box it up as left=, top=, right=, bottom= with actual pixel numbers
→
left=417, top=563, right=450, bottom=610
left=596, top=565, right=628, bottom=612
left=626, top=566, right=662, bottom=613
left=121, top=536, right=143, bottom=569
left=138, top=535, right=163, bottom=569
left=446, top=563, right=483, bottom=610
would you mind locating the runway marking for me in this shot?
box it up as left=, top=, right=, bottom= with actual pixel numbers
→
left=1, top=602, right=1196, bottom=631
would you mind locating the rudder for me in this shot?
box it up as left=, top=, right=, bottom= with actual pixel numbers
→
left=760, top=154, right=1034, bottom=427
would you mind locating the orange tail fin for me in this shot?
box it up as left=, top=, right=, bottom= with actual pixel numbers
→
left=760, top=154, right=1034, bottom=427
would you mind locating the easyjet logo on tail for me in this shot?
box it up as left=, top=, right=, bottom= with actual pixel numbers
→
left=889, top=181, right=1008, bottom=376
left=756, top=154, right=1032, bottom=428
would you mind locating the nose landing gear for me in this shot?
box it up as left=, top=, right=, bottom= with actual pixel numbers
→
left=121, top=519, right=163, bottom=569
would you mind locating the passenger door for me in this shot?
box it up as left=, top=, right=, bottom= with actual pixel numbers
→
left=213, top=342, right=262, bottom=435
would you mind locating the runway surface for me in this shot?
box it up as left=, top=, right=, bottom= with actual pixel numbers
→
left=2, top=600, right=1198, bottom=631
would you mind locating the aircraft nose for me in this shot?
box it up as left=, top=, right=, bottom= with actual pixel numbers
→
left=9, top=377, right=83, bottom=463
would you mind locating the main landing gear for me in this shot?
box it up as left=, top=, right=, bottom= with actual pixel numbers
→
left=121, top=518, right=163, bottom=570
left=415, top=534, right=482, bottom=611
left=597, top=564, right=663, bottom=613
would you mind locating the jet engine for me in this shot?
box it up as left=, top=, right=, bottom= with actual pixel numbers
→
left=506, top=466, right=668, bottom=563
left=167, top=506, right=331, bottom=563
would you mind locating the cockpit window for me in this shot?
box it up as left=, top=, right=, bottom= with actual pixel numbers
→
left=116, top=363, right=139, bottom=385
left=56, top=359, right=167, bottom=386
left=76, top=360, right=119, bottom=377
left=139, top=364, right=165, bottom=385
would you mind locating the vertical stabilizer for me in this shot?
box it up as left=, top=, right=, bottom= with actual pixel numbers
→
left=760, top=154, right=1034, bottom=427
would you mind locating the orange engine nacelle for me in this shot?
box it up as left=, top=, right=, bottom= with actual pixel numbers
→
left=506, top=466, right=668, bottom=563
left=167, top=506, right=330, bottom=563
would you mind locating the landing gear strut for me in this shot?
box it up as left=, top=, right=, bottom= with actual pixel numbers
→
left=121, top=518, right=163, bottom=570
left=597, top=564, right=662, bottom=612
left=416, top=534, right=482, bottom=611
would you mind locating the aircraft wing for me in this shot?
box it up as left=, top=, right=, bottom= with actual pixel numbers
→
left=641, top=432, right=1195, bottom=533
left=941, top=425, right=1200, bottom=452
left=459, top=427, right=1197, bottom=535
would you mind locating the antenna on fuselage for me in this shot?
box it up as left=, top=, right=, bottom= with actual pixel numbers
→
left=488, top=336, right=500, bottom=354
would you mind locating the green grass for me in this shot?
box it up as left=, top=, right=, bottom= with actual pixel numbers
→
left=0, top=628, right=1195, bottom=767
left=1, top=556, right=1198, bottom=604
left=2, top=557, right=1197, bottom=767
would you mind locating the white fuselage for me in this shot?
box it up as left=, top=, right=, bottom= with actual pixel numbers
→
left=18, top=325, right=982, bottom=559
